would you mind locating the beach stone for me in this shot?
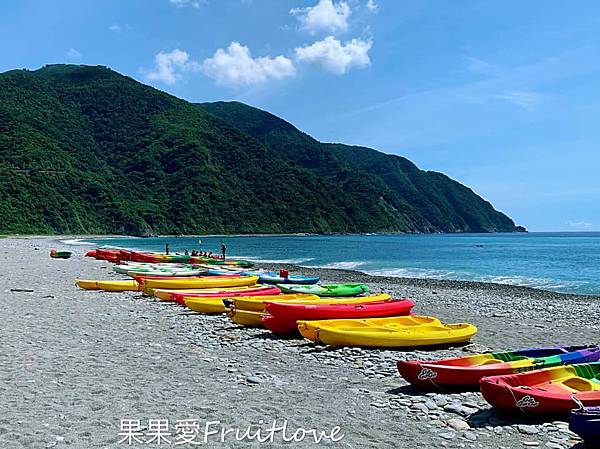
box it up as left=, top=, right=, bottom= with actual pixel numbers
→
left=430, top=420, right=446, bottom=428
left=443, top=403, right=477, bottom=417
left=522, top=443, right=540, bottom=447
left=438, top=431, right=457, bottom=440
left=544, top=443, right=563, bottom=449
left=463, top=431, right=477, bottom=441
left=245, top=376, right=262, bottom=384
left=518, top=425, right=541, bottom=435
left=447, top=419, right=470, bottom=431
left=370, top=402, right=388, bottom=408
left=557, top=429, right=578, bottom=438
left=434, top=395, right=448, bottom=407
left=412, top=403, right=429, bottom=413
left=424, top=400, right=438, bottom=410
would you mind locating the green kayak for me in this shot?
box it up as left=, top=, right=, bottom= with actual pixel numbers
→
left=50, top=250, right=72, bottom=259
left=277, top=283, right=369, bottom=297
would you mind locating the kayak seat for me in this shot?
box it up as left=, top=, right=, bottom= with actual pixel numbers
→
left=481, top=359, right=507, bottom=365
left=561, top=377, right=597, bottom=392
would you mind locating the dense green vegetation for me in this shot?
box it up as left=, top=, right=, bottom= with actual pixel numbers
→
left=0, top=64, right=521, bottom=235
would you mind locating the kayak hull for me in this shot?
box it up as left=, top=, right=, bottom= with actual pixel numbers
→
left=298, top=316, right=477, bottom=348
left=228, top=309, right=264, bottom=327
left=480, top=363, right=600, bottom=415
left=227, top=294, right=320, bottom=312
left=570, top=407, right=600, bottom=444
left=263, top=298, right=414, bottom=334
left=184, top=297, right=232, bottom=314
left=136, top=275, right=258, bottom=291
left=398, top=345, right=600, bottom=389
left=234, top=293, right=391, bottom=313
left=75, top=279, right=138, bottom=292
left=174, top=286, right=280, bottom=305
left=278, top=283, right=369, bottom=297
left=253, top=272, right=319, bottom=285
left=153, top=286, right=270, bottom=302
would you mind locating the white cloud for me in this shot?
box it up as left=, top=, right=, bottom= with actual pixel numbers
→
left=295, top=36, right=372, bottom=74
left=290, top=0, right=351, bottom=34
left=66, top=48, right=82, bottom=60
left=464, top=56, right=493, bottom=73
left=366, top=0, right=378, bottom=12
left=169, top=0, right=202, bottom=8
left=489, top=91, right=544, bottom=109
left=109, top=24, right=122, bottom=33
left=146, top=49, right=200, bottom=85
left=566, top=221, right=596, bottom=230
left=202, top=42, right=296, bottom=86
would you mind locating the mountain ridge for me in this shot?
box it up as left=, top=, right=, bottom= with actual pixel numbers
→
left=0, top=64, right=523, bottom=235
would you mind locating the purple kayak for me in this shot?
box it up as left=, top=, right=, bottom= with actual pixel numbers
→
left=570, top=405, right=600, bottom=445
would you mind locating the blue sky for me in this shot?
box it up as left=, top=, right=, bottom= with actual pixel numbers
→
left=2, top=0, right=600, bottom=231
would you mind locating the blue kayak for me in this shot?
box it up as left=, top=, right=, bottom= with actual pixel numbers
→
left=259, top=272, right=319, bottom=285
left=570, top=406, right=600, bottom=445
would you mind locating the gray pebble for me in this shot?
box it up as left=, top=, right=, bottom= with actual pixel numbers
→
left=518, top=425, right=541, bottom=435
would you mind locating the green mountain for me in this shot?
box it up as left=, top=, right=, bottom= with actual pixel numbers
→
left=0, top=64, right=522, bottom=235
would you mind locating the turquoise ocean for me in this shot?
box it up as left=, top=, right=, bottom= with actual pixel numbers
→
left=70, top=232, right=600, bottom=296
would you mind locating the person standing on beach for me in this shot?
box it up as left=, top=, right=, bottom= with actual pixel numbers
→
left=221, top=242, right=227, bottom=260
left=165, top=243, right=170, bottom=255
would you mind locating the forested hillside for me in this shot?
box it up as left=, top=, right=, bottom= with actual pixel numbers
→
left=0, top=64, right=521, bottom=234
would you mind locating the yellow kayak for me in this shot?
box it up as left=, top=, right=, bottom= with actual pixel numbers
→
left=298, top=315, right=477, bottom=348
left=231, top=294, right=320, bottom=311
left=75, top=279, right=138, bottom=292
left=152, top=286, right=266, bottom=302
left=183, top=294, right=318, bottom=313
left=183, top=296, right=235, bottom=314
left=233, top=293, right=391, bottom=312
left=137, top=275, right=258, bottom=291
left=228, top=308, right=264, bottom=327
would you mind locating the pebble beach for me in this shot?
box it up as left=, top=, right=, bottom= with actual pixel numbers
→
left=1, top=236, right=598, bottom=449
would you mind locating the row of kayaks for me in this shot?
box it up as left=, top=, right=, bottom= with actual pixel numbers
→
left=76, top=264, right=477, bottom=347
left=75, top=249, right=599, bottom=442
left=86, top=248, right=254, bottom=267
left=400, top=345, right=600, bottom=442
left=77, top=275, right=476, bottom=347
left=109, top=261, right=321, bottom=285
left=398, top=345, right=600, bottom=422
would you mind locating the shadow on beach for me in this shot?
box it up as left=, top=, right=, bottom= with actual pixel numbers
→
left=466, top=407, right=565, bottom=428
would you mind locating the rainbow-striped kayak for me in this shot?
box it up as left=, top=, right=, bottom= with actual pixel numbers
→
left=398, top=345, right=600, bottom=389
left=480, top=362, right=600, bottom=415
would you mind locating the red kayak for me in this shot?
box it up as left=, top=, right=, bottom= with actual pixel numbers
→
left=134, top=274, right=240, bottom=282
left=129, top=251, right=159, bottom=263
left=262, top=298, right=414, bottom=334
left=480, top=362, right=600, bottom=415
left=95, top=249, right=121, bottom=263
left=118, top=250, right=132, bottom=261
left=172, top=286, right=281, bottom=305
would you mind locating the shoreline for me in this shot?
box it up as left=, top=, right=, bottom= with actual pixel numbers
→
left=1, top=236, right=596, bottom=448
left=2, top=228, right=540, bottom=242
left=259, top=262, right=600, bottom=301
left=55, top=237, right=600, bottom=300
